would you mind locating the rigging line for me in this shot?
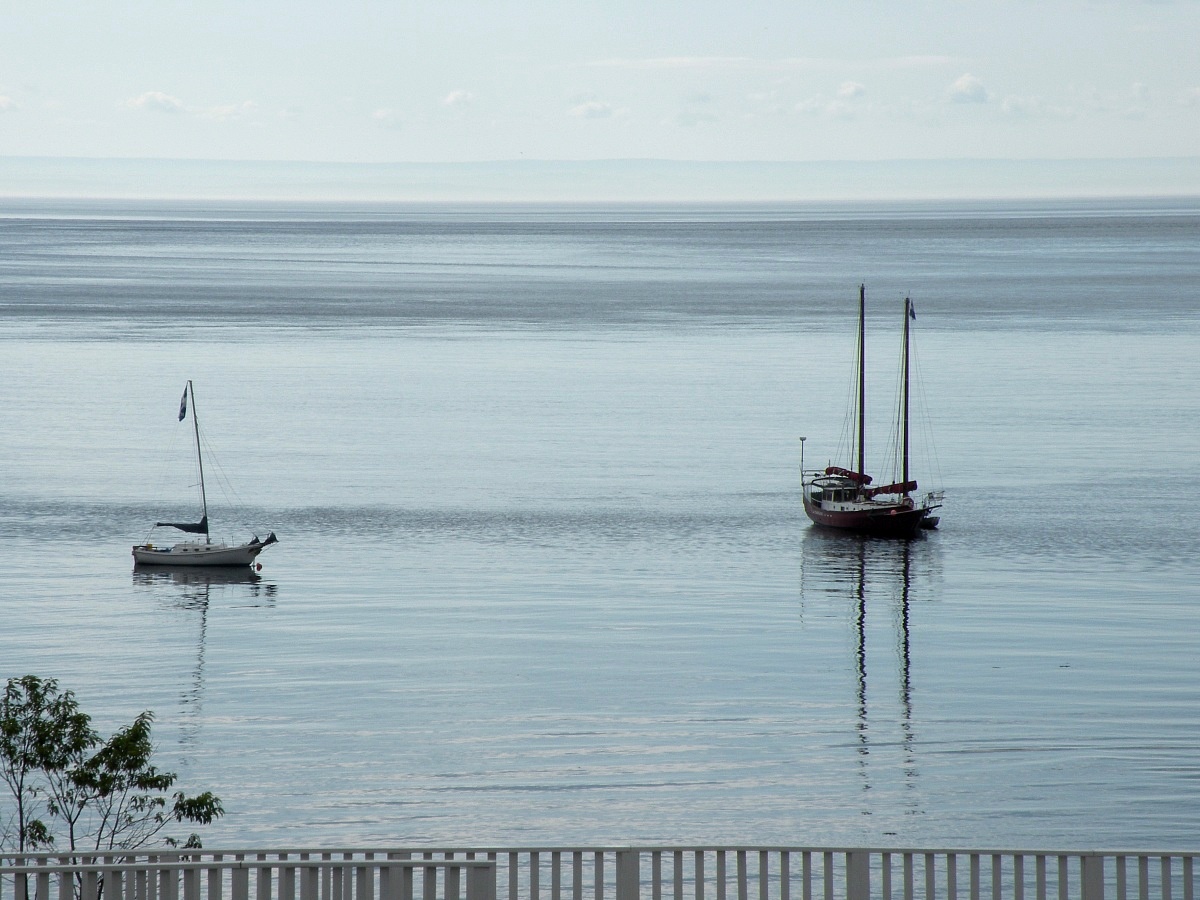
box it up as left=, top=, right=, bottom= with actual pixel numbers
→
left=909, top=338, right=945, bottom=490
left=198, top=430, right=277, bottom=536
left=142, top=421, right=189, bottom=540
left=196, top=429, right=248, bottom=508
left=886, top=329, right=906, bottom=486
left=835, top=310, right=861, bottom=469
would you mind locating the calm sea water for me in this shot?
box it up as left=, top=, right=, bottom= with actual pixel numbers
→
left=2, top=197, right=1199, bottom=851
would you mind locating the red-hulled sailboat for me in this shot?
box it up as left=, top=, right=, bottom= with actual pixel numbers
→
left=801, top=284, right=943, bottom=538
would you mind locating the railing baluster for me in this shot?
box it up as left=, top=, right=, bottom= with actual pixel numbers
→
left=1163, top=857, right=1173, bottom=900
left=715, top=851, right=726, bottom=900
left=1141, top=857, right=1151, bottom=900
left=1082, top=855, right=1104, bottom=900
left=1036, top=855, right=1047, bottom=900
left=654, top=852, right=664, bottom=900
left=232, top=861, right=248, bottom=900
left=738, top=852, right=749, bottom=900
left=422, top=856, right=435, bottom=900
left=846, top=852, right=869, bottom=900
left=210, top=856, right=223, bottom=900
left=675, top=852, right=684, bottom=900
left=357, top=861, right=369, bottom=900
left=616, top=851, right=638, bottom=900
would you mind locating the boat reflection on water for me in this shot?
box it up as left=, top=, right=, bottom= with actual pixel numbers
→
left=132, top=567, right=277, bottom=755
left=799, top=529, right=941, bottom=820
left=132, top=565, right=277, bottom=608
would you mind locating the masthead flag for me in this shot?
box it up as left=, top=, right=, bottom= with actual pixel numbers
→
left=178, top=386, right=188, bottom=422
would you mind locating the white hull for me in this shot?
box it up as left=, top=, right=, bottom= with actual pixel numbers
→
left=132, top=540, right=267, bottom=568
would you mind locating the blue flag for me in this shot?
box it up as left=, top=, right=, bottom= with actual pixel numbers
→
left=178, top=386, right=188, bottom=422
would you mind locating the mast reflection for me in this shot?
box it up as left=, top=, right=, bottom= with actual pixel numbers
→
left=132, top=568, right=276, bottom=757
left=799, top=529, right=936, bottom=813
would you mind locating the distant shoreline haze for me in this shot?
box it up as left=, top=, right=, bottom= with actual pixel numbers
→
left=1, top=156, right=1198, bottom=202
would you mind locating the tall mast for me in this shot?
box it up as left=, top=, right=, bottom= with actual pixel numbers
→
left=187, top=380, right=210, bottom=542
left=902, top=297, right=911, bottom=487
left=857, top=283, right=866, bottom=483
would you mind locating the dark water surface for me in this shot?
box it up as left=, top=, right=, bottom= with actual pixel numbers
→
left=2, top=198, right=1199, bottom=849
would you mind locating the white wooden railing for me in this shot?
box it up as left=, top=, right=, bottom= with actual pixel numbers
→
left=3, top=847, right=1197, bottom=900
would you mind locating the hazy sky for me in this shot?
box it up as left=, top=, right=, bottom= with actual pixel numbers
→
left=2, top=0, right=1199, bottom=165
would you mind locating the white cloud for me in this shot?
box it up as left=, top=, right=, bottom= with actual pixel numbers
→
left=442, top=90, right=473, bottom=108
left=1121, top=82, right=1150, bottom=119
left=201, top=101, right=256, bottom=122
left=1000, top=95, right=1077, bottom=120
left=126, top=91, right=185, bottom=113
left=948, top=74, right=988, bottom=104
left=795, top=85, right=865, bottom=120
left=746, top=90, right=787, bottom=116
left=568, top=100, right=616, bottom=119
left=371, top=108, right=403, bottom=128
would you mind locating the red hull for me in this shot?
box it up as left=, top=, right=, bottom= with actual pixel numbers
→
left=803, top=495, right=929, bottom=538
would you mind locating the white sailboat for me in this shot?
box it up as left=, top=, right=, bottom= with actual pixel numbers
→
left=132, top=381, right=277, bottom=568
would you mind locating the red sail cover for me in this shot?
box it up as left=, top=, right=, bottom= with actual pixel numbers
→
left=865, top=480, right=917, bottom=497
left=824, top=466, right=873, bottom=484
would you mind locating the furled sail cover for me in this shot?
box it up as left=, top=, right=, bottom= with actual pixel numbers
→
left=156, top=515, right=209, bottom=534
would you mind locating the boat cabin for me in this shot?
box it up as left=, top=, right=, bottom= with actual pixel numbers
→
left=808, top=475, right=863, bottom=507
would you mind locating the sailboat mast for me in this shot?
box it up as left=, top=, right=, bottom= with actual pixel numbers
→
left=187, top=380, right=210, bottom=541
left=857, top=283, right=866, bottom=483
left=902, top=298, right=911, bottom=486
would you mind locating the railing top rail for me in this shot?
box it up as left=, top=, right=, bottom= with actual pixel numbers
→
left=4, top=845, right=1200, bottom=865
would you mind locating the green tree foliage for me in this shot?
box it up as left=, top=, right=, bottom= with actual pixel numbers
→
left=0, top=676, right=223, bottom=853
